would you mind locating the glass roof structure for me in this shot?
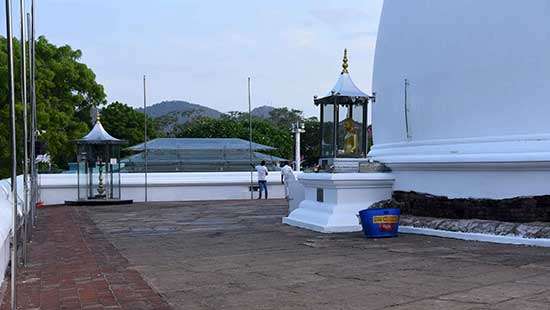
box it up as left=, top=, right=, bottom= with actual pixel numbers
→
left=127, top=138, right=274, bottom=152
left=122, top=138, right=286, bottom=172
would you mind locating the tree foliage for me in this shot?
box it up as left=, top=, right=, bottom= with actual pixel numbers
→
left=0, top=36, right=106, bottom=176
left=266, top=108, right=320, bottom=166
left=302, top=117, right=320, bottom=166
left=100, top=101, right=159, bottom=147
left=268, top=107, right=303, bottom=131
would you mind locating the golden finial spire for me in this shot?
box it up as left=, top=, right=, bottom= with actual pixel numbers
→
left=341, top=48, right=349, bottom=74
left=96, top=110, right=101, bottom=124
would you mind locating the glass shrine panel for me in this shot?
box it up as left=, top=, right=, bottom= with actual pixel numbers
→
left=336, top=104, right=363, bottom=158
left=321, top=104, right=335, bottom=158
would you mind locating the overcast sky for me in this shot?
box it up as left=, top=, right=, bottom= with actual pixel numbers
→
left=3, top=0, right=384, bottom=116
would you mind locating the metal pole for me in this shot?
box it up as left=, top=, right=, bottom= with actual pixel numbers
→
left=143, top=75, right=148, bottom=202
left=404, top=78, right=411, bottom=140
left=19, top=0, right=29, bottom=266
left=29, top=0, right=37, bottom=226
left=27, top=12, right=32, bottom=205
left=319, top=103, right=323, bottom=161
left=32, top=0, right=36, bottom=225
left=364, top=98, right=369, bottom=155
left=295, top=126, right=300, bottom=171
left=5, top=0, right=18, bottom=307
left=248, top=77, right=253, bottom=200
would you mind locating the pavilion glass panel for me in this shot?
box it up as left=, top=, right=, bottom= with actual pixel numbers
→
left=335, top=104, right=364, bottom=158
left=336, top=104, right=348, bottom=157
left=76, top=144, right=122, bottom=200
left=321, top=104, right=335, bottom=158
left=352, top=104, right=365, bottom=157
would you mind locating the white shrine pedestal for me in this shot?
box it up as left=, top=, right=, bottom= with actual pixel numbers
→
left=283, top=172, right=395, bottom=233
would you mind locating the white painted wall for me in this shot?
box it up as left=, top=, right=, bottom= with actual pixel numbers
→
left=0, top=197, right=11, bottom=290
left=370, top=0, right=550, bottom=198
left=40, top=172, right=286, bottom=205
left=0, top=178, right=23, bottom=289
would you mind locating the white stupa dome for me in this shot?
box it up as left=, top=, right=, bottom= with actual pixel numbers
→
left=369, top=0, right=550, bottom=198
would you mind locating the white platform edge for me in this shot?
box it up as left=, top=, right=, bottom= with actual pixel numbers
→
left=282, top=217, right=361, bottom=233
left=399, top=226, right=550, bottom=248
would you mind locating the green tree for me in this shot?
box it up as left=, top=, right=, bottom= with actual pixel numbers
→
left=100, top=101, right=159, bottom=147
left=265, top=108, right=320, bottom=167
left=268, top=107, right=303, bottom=131
left=302, top=117, right=320, bottom=167
left=0, top=36, right=106, bottom=176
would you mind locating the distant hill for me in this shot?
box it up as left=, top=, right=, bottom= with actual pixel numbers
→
left=139, top=100, right=223, bottom=134
left=139, top=101, right=278, bottom=134
left=251, top=105, right=275, bottom=118
left=139, top=100, right=223, bottom=120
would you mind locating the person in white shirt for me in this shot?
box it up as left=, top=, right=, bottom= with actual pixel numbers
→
left=280, top=161, right=296, bottom=199
left=255, top=160, right=269, bottom=199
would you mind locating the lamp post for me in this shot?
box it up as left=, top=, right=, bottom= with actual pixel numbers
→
left=291, top=122, right=305, bottom=172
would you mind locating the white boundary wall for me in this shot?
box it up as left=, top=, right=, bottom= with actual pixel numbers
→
left=40, top=172, right=286, bottom=205
left=0, top=197, right=10, bottom=289
left=0, top=177, right=23, bottom=288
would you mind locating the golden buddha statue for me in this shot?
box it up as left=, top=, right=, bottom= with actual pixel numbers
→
left=343, top=117, right=358, bottom=155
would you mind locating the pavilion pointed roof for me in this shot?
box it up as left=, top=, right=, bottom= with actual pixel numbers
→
left=315, top=49, right=369, bottom=104
left=76, top=115, right=125, bottom=144
left=328, top=72, right=368, bottom=97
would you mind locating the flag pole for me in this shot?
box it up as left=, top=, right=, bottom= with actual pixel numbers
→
left=19, top=0, right=29, bottom=266
left=5, top=0, right=18, bottom=307
left=143, top=75, right=148, bottom=202
left=248, top=77, right=253, bottom=200
left=29, top=0, right=37, bottom=227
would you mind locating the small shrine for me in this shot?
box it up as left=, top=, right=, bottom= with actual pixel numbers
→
left=65, top=113, right=133, bottom=205
left=314, top=49, right=374, bottom=172
left=283, top=49, right=395, bottom=233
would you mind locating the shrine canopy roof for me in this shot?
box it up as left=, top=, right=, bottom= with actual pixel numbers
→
left=315, top=49, right=369, bottom=105
left=76, top=120, right=126, bottom=145
left=328, top=73, right=368, bottom=98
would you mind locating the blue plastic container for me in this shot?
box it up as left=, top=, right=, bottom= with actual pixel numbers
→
left=358, top=208, right=400, bottom=238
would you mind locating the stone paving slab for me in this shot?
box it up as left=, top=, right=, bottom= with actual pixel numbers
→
left=1, top=205, right=171, bottom=310
left=3, top=200, right=550, bottom=309
left=83, top=200, right=550, bottom=310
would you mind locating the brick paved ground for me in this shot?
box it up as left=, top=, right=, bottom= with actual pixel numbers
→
left=0, top=205, right=171, bottom=310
